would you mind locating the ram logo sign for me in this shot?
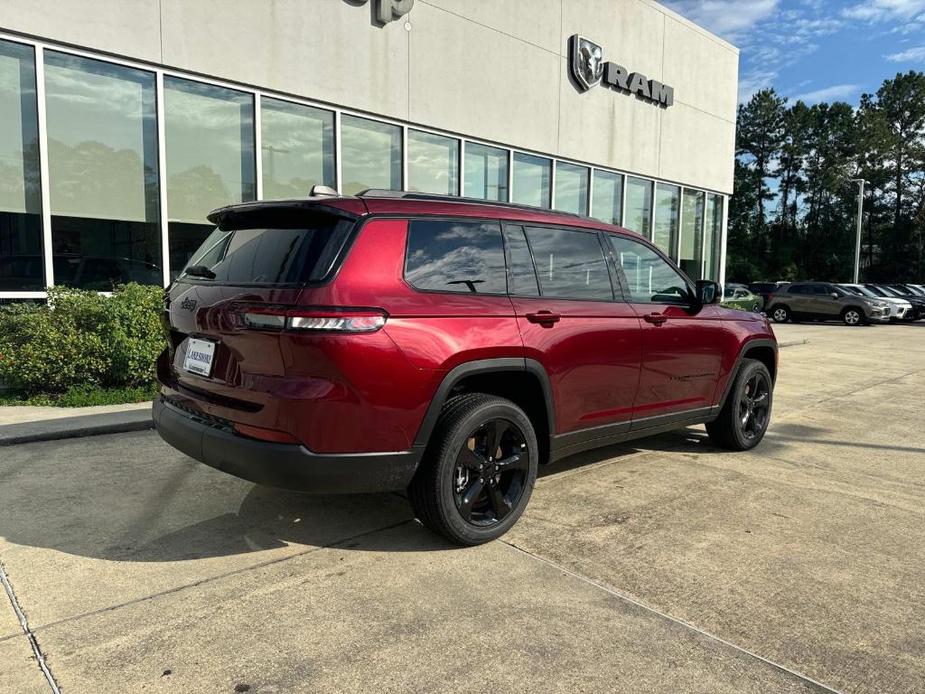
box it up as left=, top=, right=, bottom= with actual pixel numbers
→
left=568, top=34, right=674, bottom=108
left=354, top=0, right=414, bottom=24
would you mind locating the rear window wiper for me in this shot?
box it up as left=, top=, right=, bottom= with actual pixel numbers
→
left=184, top=264, right=216, bottom=279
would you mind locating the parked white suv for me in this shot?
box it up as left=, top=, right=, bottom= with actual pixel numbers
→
left=840, top=284, right=913, bottom=322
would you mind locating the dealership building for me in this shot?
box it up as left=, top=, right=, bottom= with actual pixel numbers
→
left=0, top=0, right=738, bottom=300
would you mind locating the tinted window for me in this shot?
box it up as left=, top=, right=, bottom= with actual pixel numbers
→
left=0, top=40, right=43, bottom=291
left=524, top=226, right=612, bottom=301
left=502, top=225, right=539, bottom=296
left=788, top=285, right=808, bottom=294
left=609, top=235, right=689, bottom=304
left=405, top=220, right=506, bottom=294
left=46, top=52, right=162, bottom=289
left=181, top=209, right=353, bottom=285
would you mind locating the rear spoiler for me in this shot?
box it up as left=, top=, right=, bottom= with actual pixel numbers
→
left=206, top=200, right=365, bottom=230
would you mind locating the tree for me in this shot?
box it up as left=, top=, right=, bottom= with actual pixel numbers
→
left=736, top=89, right=786, bottom=232
left=727, top=71, right=925, bottom=282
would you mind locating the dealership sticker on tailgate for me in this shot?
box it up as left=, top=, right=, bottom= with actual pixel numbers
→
left=183, top=338, right=217, bottom=377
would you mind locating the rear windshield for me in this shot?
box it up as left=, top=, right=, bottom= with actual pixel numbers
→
left=179, top=208, right=355, bottom=285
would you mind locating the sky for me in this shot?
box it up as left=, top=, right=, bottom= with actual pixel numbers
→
left=662, top=0, right=925, bottom=105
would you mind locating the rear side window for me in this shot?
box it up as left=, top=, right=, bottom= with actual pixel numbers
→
left=181, top=208, right=354, bottom=285
left=525, top=226, right=613, bottom=301
left=405, top=219, right=506, bottom=294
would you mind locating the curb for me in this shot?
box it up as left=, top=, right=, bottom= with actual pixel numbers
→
left=778, top=338, right=809, bottom=348
left=0, top=408, right=154, bottom=447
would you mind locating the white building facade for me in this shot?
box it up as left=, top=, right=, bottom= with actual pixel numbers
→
left=0, top=0, right=738, bottom=299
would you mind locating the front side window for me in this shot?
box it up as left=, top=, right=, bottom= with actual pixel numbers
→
left=405, top=219, right=506, bottom=294
left=609, top=235, right=689, bottom=305
left=0, top=39, right=43, bottom=291
left=164, top=77, right=255, bottom=277
left=45, top=51, right=162, bottom=289
left=524, top=226, right=612, bottom=301
left=341, top=115, right=401, bottom=195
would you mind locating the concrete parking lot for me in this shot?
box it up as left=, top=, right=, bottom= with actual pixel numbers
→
left=2, top=322, right=924, bottom=693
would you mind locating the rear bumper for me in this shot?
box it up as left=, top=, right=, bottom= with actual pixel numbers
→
left=152, top=395, right=421, bottom=493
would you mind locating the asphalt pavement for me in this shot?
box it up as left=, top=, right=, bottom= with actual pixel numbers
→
left=1, top=322, right=923, bottom=693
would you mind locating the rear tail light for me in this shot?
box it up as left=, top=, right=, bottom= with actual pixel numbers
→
left=288, top=312, right=386, bottom=332
left=234, top=305, right=387, bottom=333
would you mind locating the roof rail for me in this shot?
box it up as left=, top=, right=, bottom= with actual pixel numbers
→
left=355, top=189, right=588, bottom=219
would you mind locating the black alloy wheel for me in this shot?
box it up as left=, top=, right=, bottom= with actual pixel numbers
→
left=408, top=393, right=538, bottom=546
left=706, top=358, right=773, bottom=451
left=738, top=371, right=770, bottom=442
left=452, top=419, right=529, bottom=526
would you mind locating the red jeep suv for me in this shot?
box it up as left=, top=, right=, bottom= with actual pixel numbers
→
left=154, top=190, right=777, bottom=545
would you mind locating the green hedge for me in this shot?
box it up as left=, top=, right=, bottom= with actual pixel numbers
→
left=0, top=284, right=166, bottom=396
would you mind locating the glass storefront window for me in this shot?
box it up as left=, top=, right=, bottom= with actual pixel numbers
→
left=704, top=193, right=723, bottom=281
left=512, top=152, right=550, bottom=208
left=653, top=183, right=680, bottom=259
left=554, top=162, right=589, bottom=215
left=0, top=40, right=42, bottom=291
left=45, top=51, right=161, bottom=289
left=407, top=129, right=458, bottom=195
left=591, top=170, right=623, bottom=225
left=165, top=77, right=255, bottom=276
left=261, top=97, right=334, bottom=200
left=464, top=142, right=508, bottom=201
left=679, top=188, right=705, bottom=279
left=341, top=115, right=401, bottom=195
left=624, top=176, right=652, bottom=238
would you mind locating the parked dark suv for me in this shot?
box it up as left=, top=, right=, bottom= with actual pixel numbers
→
left=153, top=191, right=778, bottom=545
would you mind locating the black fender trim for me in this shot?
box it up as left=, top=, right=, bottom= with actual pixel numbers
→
left=411, top=357, right=556, bottom=449
left=714, top=338, right=778, bottom=414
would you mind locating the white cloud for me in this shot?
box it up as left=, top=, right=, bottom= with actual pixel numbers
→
left=738, top=70, right=778, bottom=103
left=842, top=0, right=925, bottom=21
left=885, top=45, right=925, bottom=62
left=793, top=83, right=861, bottom=103
left=662, top=0, right=779, bottom=42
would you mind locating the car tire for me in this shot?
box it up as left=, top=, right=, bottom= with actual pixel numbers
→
left=408, top=393, right=538, bottom=546
left=752, top=302, right=762, bottom=312
left=706, top=358, right=773, bottom=451
left=770, top=305, right=790, bottom=323
left=841, top=307, right=864, bottom=326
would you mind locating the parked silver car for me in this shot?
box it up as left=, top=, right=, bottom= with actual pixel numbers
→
left=766, top=282, right=891, bottom=325
left=840, top=284, right=913, bottom=322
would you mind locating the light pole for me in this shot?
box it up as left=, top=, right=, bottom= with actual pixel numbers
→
left=848, top=178, right=866, bottom=283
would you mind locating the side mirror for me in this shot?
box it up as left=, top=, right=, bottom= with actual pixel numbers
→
left=831, top=292, right=839, bottom=299
left=696, top=280, right=721, bottom=306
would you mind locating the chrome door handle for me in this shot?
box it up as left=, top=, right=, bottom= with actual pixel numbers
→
left=643, top=312, right=668, bottom=325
